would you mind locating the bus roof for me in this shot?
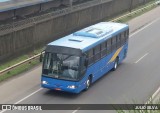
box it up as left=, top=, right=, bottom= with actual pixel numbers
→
left=48, top=22, right=129, bottom=52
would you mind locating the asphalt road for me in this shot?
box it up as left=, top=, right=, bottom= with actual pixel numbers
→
left=1, top=13, right=160, bottom=113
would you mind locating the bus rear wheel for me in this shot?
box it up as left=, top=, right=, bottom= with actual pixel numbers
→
left=113, top=58, right=119, bottom=71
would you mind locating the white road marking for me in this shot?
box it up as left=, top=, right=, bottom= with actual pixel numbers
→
left=0, top=88, right=43, bottom=113
left=145, top=86, right=160, bottom=104
left=128, top=15, right=160, bottom=106
left=135, top=53, right=149, bottom=64
left=14, top=88, right=43, bottom=104
left=130, top=18, right=160, bottom=37
left=72, top=107, right=80, bottom=113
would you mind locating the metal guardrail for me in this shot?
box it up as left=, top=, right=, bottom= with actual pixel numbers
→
left=0, top=2, right=157, bottom=76
left=0, top=53, right=41, bottom=75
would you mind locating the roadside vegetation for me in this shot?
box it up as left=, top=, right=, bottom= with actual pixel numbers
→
left=112, top=0, right=156, bottom=23
left=117, top=109, right=160, bottom=113
left=116, top=99, right=160, bottom=113
left=0, top=48, right=43, bottom=81
left=0, top=0, right=158, bottom=82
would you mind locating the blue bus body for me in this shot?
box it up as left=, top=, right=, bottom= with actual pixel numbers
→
left=41, top=22, right=129, bottom=93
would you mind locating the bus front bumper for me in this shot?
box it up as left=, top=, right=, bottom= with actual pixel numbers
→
left=41, top=81, right=80, bottom=94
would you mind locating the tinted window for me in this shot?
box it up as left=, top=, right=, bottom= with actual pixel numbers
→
left=88, top=49, right=93, bottom=57
left=107, top=39, right=112, bottom=54
left=112, top=37, right=117, bottom=50
left=121, top=32, right=126, bottom=45
left=101, top=42, right=107, bottom=58
left=80, top=56, right=87, bottom=76
left=94, top=45, right=101, bottom=62
left=94, top=45, right=100, bottom=54
left=126, top=29, right=129, bottom=40
left=117, top=35, right=121, bottom=48
left=88, top=49, right=94, bottom=65
left=124, top=29, right=129, bottom=42
left=101, top=42, right=106, bottom=50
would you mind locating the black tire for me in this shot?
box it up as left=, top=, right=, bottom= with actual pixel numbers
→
left=112, top=58, right=119, bottom=71
left=85, top=77, right=91, bottom=91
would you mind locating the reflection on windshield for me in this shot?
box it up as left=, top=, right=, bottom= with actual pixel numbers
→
left=43, top=53, right=80, bottom=81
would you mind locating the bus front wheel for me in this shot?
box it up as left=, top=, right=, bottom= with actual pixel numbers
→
left=85, top=77, right=91, bottom=90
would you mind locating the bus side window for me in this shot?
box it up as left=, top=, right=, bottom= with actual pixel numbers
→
left=127, top=29, right=129, bottom=37
left=125, top=29, right=129, bottom=41
left=88, top=49, right=94, bottom=66
left=94, top=45, right=101, bottom=62
left=121, top=32, right=125, bottom=45
left=117, top=34, right=121, bottom=48
left=107, top=39, right=112, bottom=54
left=80, top=55, right=87, bottom=76
left=112, top=37, right=117, bottom=50
left=101, top=42, right=107, bottom=58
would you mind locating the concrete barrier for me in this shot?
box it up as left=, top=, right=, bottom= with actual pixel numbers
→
left=0, top=1, right=156, bottom=75
left=0, top=0, right=68, bottom=21
left=41, top=0, right=61, bottom=11
left=0, top=0, right=154, bottom=62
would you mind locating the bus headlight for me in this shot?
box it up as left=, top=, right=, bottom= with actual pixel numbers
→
left=42, top=81, right=48, bottom=85
left=67, top=85, right=76, bottom=89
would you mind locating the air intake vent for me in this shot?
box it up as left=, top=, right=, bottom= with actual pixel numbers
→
left=73, top=28, right=113, bottom=38
left=68, top=38, right=83, bottom=42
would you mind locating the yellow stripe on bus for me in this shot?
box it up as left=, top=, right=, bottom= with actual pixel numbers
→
left=108, top=46, right=123, bottom=63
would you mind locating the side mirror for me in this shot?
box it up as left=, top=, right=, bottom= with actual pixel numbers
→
left=39, top=52, right=44, bottom=62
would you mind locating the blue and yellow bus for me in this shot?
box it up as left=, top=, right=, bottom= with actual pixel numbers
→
left=41, top=22, right=129, bottom=93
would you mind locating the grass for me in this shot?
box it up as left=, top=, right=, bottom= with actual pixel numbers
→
left=0, top=0, right=158, bottom=82
left=0, top=60, right=39, bottom=82
left=0, top=47, right=43, bottom=71
left=112, top=0, right=157, bottom=23
left=115, top=98, right=160, bottom=113
left=0, top=48, right=44, bottom=81
left=117, top=110, right=160, bottom=113
left=116, top=105, right=160, bottom=113
left=0, top=55, right=28, bottom=71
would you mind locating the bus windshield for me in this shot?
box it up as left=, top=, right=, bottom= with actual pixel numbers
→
left=42, top=52, right=80, bottom=81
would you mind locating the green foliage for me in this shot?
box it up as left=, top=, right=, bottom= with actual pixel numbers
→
left=0, top=47, right=44, bottom=82
left=112, top=1, right=157, bottom=23
left=0, top=60, right=39, bottom=82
